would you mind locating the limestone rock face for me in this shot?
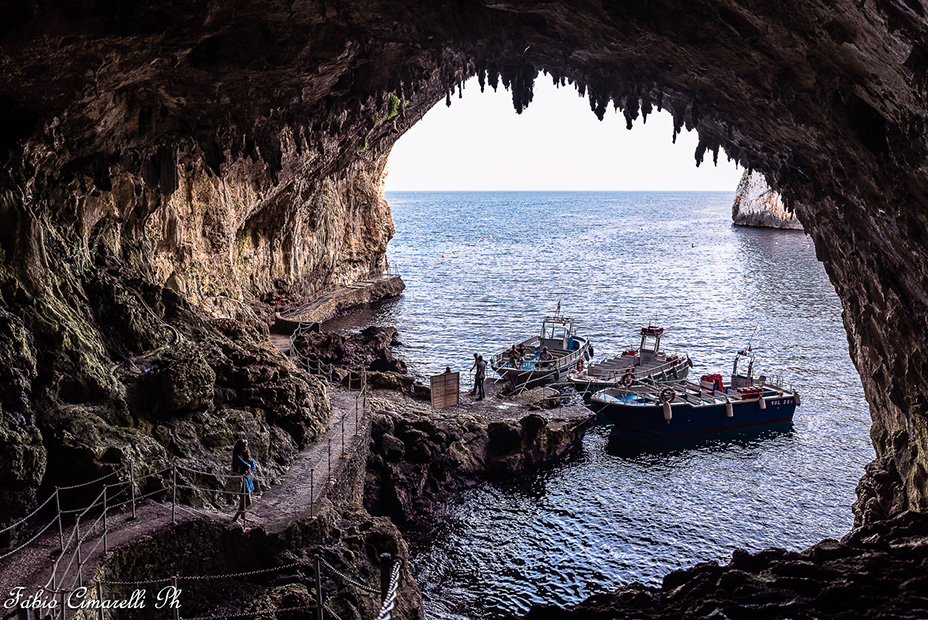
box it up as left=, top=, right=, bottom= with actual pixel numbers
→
left=732, top=170, right=803, bottom=230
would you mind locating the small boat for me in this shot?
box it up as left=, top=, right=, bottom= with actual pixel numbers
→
left=590, top=349, right=799, bottom=442
left=491, top=316, right=592, bottom=390
left=567, top=325, right=692, bottom=397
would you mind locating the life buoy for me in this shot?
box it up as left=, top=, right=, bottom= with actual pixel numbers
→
left=620, top=372, right=635, bottom=387
left=576, top=358, right=585, bottom=372
left=660, top=387, right=676, bottom=404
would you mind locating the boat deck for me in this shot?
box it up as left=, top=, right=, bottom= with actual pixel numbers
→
left=598, top=379, right=791, bottom=408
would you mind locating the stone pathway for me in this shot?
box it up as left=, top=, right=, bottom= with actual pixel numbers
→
left=276, top=275, right=402, bottom=324
left=0, top=384, right=369, bottom=602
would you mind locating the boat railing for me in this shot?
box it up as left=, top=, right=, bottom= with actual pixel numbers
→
left=587, top=354, right=688, bottom=381
left=494, top=343, right=585, bottom=371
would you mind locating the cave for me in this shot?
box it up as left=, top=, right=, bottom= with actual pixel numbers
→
left=2, top=0, right=928, bottom=617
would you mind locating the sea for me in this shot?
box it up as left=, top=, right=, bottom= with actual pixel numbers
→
left=324, top=191, right=873, bottom=620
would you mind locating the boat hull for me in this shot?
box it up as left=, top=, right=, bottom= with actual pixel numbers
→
left=592, top=393, right=797, bottom=439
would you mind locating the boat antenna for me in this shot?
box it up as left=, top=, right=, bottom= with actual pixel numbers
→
left=747, top=326, right=757, bottom=353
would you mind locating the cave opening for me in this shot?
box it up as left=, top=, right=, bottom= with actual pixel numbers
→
left=340, top=76, right=875, bottom=619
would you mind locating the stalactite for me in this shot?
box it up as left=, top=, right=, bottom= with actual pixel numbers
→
left=672, top=107, right=684, bottom=144
left=712, top=143, right=720, bottom=166
left=510, top=64, right=537, bottom=114
left=695, top=136, right=708, bottom=167
left=588, top=88, right=606, bottom=120
left=488, top=66, right=500, bottom=91
left=686, top=101, right=700, bottom=130
left=445, top=90, right=452, bottom=107
left=624, top=96, right=640, bottom=130
left=641, top=96, right=653, bottom=123
left=656, top=91, right=664, bottom=112
left=477, top=65, right=487, bottom=92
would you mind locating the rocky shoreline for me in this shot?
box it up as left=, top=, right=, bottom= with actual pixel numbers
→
left=520, top=509, right=928, bottom=620
left=363, top=381, right=594, bottom=529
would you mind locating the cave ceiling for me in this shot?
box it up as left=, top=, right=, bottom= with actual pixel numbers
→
left=3, top=0, right=928, bottom=518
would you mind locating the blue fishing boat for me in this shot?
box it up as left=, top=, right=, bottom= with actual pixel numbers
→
left=590, top=350, right=799, bottom=441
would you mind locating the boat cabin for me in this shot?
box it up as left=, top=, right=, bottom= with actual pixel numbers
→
left=731, top=349, right=766, bottom=389
left=539, top=316, right=580, bottom=352
left=637, top=325, right=665, bottom=364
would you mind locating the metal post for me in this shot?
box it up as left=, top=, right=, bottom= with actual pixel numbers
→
left=103, top=485, right=108, bottom=555
left=354, top=395, right=360, bottom=436
left=172, top=576, right=180, bottom=620
left=76, top=516, right=83, bottom=588
left=55, top=487, right=63, bottom=552
left=130, top=459, right=137, bottom=519
left=309, top=468, right=314, bottom=519
left=96, top=582, right=105, bottom=620
left=341, top=418, right=346, bottom=458
left=314, top=556, right=323, bottom=620
left=379, top=553, right=394, bottom=603
left=327, top=439, right=332, bottom=483
left=171, top=465, right=177, bottom=525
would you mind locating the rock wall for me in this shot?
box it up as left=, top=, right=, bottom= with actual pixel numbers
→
left=364, top=396, right=593, bottom=527
left=732, top=170, right=803, bottom=230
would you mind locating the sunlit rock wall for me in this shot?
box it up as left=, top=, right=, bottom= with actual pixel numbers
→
left=732, top=170, right=803, bottom=230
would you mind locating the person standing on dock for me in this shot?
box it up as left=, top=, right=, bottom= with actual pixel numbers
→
left=475, top=355, right=487, bottom=400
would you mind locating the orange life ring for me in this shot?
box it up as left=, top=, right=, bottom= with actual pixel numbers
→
left=621, top=372, right=635, bottom=387
left=576, top=358, right=585, bottom=372
left=660, top=388, right=676, bottom=404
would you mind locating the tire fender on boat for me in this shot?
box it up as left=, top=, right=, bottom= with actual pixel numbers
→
left=794, top=392, right=801, bottom=406
left=758, top=396, right=767, bottom=410
left=662, top=400, right=672, bottom=422
left=725, top=401, right=734, bottom=417
left=577, top=358, right=584, bottom=372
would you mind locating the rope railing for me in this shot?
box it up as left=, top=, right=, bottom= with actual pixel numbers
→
left=0, top=490, right=59, bottom=535
left=2, top=390, right=376, bottom=620
left=0, top=515, right=59, bottom=560
left=374, top=558, right=403, bottom=620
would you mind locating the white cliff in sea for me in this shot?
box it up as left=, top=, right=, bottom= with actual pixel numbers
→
left=732, top=170, right=803, bottom=230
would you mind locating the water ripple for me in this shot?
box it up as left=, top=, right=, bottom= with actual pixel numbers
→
left=330, top=191, right=872, bottom=620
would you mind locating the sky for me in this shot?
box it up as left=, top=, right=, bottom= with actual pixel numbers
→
left=384, top=77, right=743, bottom=192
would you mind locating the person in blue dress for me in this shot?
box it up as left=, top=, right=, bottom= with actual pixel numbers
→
left=231, top=438, right=257, bottom=525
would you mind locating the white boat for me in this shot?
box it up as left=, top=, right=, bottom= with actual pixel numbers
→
left=567, top=325, right=692, bottom=397
left=490, top=316, right=592, bottom=390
